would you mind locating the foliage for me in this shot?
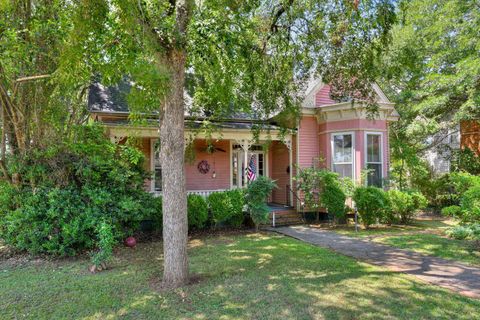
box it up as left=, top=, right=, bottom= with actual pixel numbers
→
left=2, top=235, right=480, bottom=319
left=459, top=185, right=480, bottom=224
left=245, top=176, right=277, bottom=229
left=452, top=148, right=480, bottom=175
left=353, top=187, right=388, bottom=228
left=207, top=189, right=244, bottom=227
left=441, top=205, right=462, bottom=219
left=0, top=126, right=156, bottom=256
left=224, top=189, right=245, bottom=228
left=380, top=1, right=480, bottom=190
left=295, top=167, right=347, bottom=222
left=386, top=190, right=427, bottom=224
left=91, top=221, right=115, bottom=268
left=187, top=194, right=208, bottom=230
left=446, top=226, right=473, bottom=241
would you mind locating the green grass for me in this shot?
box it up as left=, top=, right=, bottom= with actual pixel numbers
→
left=332, top=218, right=456, bottom=238
left=373, top=234, right=480, bottom=266
left=1, top=233, right=480, bottom=319
left=328, top=218, right=480, bottom=266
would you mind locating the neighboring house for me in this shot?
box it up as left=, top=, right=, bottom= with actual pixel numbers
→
left=460, top=120, right=480, bottom=156
left=88, top=79, right=399, bottom=223
left=424, top=120, right=479, bottom=176
left=424, top=125, right=461, bottom=176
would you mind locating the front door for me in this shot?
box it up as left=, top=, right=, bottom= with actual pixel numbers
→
left=232, top=145, right=265, bottom=188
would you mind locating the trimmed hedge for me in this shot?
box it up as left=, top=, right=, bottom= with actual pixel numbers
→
left=207, top=189, right=245, bottom=227
left=187, top=194, right=208, bottom=229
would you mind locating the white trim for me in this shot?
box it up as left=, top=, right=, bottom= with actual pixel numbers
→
left=319, top=128, right=387, bottom=135
left=229, top=140, right=234, bottom=189
left=330, top=131, right=355, bottom=180
left=150, top=138, right=156, bottom=192
left=364, top=131, right=384, bottom=186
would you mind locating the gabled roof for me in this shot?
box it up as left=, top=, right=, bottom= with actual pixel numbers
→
left=301, top=78, right=392, bottom=108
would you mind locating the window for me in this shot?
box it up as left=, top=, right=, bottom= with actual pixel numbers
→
left=365, top=133, right=383, bottom=187
left=152, top=140, right=162, bottom=192
left=331, top=133, right=354, bottom=179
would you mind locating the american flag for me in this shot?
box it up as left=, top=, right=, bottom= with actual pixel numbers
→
left=246, top=155, right=257, bottom=182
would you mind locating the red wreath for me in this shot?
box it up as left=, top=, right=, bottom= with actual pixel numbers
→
left=197, top=160, right=210, bottom=174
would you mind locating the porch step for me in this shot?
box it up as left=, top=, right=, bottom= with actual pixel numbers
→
left=268, top=210, right=305, bottom=227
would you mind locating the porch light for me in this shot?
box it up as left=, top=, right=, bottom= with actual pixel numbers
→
left=212, top=171, right=216, bottom=178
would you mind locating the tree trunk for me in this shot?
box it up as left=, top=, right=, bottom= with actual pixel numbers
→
left=160, top=49, right=189, bottom=288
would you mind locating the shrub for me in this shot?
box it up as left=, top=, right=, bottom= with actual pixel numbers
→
left=245, top=176, right=277, bottom=230
left=91, top=221, right=115, bottom=270
left=322, top=183, right=347, bottom=223
left=459, top=185, right=480, bottom=224
left=208, top=189, right=245, bottom=227
left=446, top=225, right=473, bottom=240
left=353, top=187, right=388, bottom=228
left=187, top=194, right=208, bottom=229
left=385, top=190, right=427, bottom=225
left=224, top=189, right=245, bottom=227
left=441, top=205, right=462, bottom=218
left=295, top=167, right=347, bottom=223
left=0, top=125, right=156, bottom=258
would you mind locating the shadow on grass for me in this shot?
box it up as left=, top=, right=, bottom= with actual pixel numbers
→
left=1, top=233, right=479, bottom=319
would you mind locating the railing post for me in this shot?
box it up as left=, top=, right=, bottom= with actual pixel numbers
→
left=272, top=212, right=276, bottom=228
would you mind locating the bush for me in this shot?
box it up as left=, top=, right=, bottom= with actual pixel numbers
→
left=459, top=185, right=480, bottom=224
left=353, top=187, right=388, bottom=228
left=446, top=225, right=473, bottom=240
left=208, top=189, right=245, bottom=227
left=91, top=221, right=115, bottom=269
left=295, top=167, right=347, bottom=223
left=245, top=176, right=277, bottom=230
left=224, top=189, right=245, bottom=227
left=187, top=194, right=208, bottom=229
left=0, top=125, right=156, bottom=257
left=385, top=190, right=427, bottom=224
left=441, top=205, right=462, bottom=218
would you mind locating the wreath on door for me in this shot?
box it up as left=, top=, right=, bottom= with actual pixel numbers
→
left=197, top=160, right=210, bottom=174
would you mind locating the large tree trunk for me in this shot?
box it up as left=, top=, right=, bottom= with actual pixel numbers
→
left=160, top=49, right=189, bottom=288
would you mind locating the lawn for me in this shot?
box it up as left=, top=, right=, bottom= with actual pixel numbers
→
left=1, top=233, right=480, bottom=319
left=325, top=218, right=480, bottom=266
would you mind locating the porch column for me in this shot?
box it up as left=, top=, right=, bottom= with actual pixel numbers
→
left=284, top=136, right=293, bottom=206
left=235, top=139, right=252, bottom=187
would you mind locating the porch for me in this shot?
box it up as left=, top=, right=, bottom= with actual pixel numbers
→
left=106, top=124, right=298, bottom=208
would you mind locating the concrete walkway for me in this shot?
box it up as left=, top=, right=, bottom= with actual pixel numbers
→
left=272, top=225, right=480, bottom=299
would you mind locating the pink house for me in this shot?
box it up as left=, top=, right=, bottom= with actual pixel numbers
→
left=89, top=79, right=399, bottom=224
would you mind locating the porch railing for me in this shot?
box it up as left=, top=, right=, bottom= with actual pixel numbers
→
left=152, top=189, right=228, bottom=199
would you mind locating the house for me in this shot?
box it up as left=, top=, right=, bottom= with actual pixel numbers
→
left=424, top=120, right=479, bottom=176
left=88, top=79, right=399, bottom=224
left=460, top=120, right=480, bottom=156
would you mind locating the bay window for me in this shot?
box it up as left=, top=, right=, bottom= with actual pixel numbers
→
left=365, top=133, right=383, bottom=187
left=331, top=132, right=354, bottom=179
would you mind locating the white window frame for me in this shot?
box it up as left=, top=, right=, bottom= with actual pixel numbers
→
left=330, top=131, right=355, bottom=180
left=364, top=132, right=383, bottom=186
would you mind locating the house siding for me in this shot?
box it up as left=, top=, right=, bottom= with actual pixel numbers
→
left=298, top=115, right=320, bottom=168
left=185, top=140, right=231, bottom=191
left=315, top=85, right=336, bottom=106
left=461, top=120, right=480, bottom=155
left=270, top=141, right=290, bottom=205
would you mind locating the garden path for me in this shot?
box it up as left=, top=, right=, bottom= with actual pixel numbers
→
left=272, top=225, right=480, bottom=299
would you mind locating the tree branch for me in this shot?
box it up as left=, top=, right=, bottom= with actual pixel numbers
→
left=15, top=74, right=51, bottom=83
left=262, top=0, right=294, bottom=53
